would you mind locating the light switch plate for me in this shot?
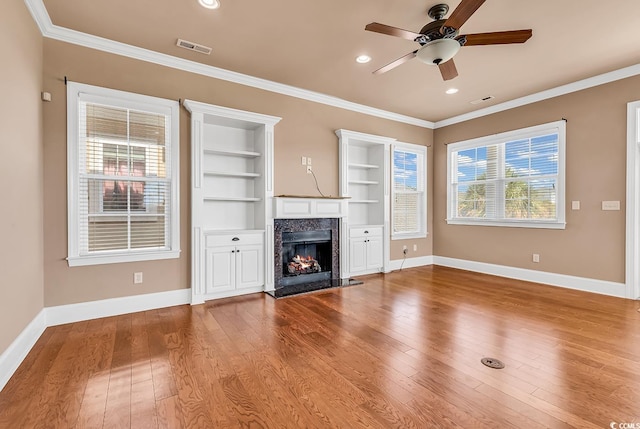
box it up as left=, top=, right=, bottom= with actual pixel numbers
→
left=571, top=201, right=580, bottom=210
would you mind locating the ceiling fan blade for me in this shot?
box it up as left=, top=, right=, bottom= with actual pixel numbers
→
left=442, top=0, right=486, bottom=32
left=461, top=29, right=533, bottom=46
left=438, top=59, right=458, bottom=81
left=365, top=22, right=421, bottom=41
left=373, top=50, right=418, bottom=75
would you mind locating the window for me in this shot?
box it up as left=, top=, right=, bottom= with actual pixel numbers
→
left=67, top=82, right=180, bottom=266
left=392, top=143, right=427, bottom=239
left=447, top=120, right=566, bottom=229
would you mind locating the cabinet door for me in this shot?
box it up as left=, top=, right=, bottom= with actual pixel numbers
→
left=235, top=244, right=264, bottom=290
left=366, top=236, right=384, bottom=270
left=205, top=246, right=236, bottom=294
left=349, top=238, right=367, bottom=273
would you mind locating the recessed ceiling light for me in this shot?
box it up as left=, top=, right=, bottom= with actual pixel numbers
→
left=198, top=0, right=220, bottom=9
left=356, top=55, right=371, bottom=64
left=446, top=88, right=459, bottom=94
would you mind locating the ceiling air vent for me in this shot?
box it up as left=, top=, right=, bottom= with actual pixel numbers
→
left=470, top=95, right=495, bottom=105
left=176, top=39, right=212, bottom=55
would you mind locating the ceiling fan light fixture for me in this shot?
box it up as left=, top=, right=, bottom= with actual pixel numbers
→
left=198, top=0, right=220, bottom=9
left=356, top=55, right=371, bottom=64
left=416, top=38, right=460, bottom=65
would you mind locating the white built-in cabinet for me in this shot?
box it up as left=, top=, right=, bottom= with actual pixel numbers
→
left=184, top=100, right=281, bottom=304
left=337, top=129, right=394, bottom=277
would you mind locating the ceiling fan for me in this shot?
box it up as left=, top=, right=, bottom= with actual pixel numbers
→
left=365, top=0, right=532, bottom=80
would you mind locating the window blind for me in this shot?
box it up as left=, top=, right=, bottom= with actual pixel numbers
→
left=78, top=102, right=172, bottom=254
left=393, top=148, right=424, bottom=235
left=448, top=120, right=565, bottom=228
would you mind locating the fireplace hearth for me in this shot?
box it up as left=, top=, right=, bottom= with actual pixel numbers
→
left=272, top=218, right=340, bottom=297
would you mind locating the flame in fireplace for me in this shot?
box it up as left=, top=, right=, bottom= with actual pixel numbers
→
left=295, top=255, right=312, bottom=269
left=287, top=255, right=321, bottom=275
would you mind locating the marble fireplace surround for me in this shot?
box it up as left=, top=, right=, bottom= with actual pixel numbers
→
left=270, top=196, right=348, bottom=298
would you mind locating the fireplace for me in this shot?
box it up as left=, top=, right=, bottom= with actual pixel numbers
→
left=273, top=218, right=340, bottom=297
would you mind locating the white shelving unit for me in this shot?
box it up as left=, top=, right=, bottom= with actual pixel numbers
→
left=185, top=100, right=281, bottom=304
left=337, top=129, right=394, bottom=278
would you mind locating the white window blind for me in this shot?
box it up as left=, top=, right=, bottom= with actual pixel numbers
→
left=447, top=120, right=566, bottom=229
left=392, top=143, right=427, bottom=239
left=67, top=82, right=180, bottom=266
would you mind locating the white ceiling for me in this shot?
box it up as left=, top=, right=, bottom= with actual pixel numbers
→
left=40, top=0, right=640, bottom=123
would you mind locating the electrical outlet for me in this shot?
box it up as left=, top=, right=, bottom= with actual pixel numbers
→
left=134, top=272, right=143, bottom=284
left=307, top=165, right=312, bottom=174
left=532, top=254, right=540, bottom=263
left=301, top=156, right=306, bottom=165
left=413, top=244, right=417, bottom=252
left=307, top=157, right=312, bottom=166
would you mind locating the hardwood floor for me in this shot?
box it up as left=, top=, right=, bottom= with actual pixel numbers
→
left=1, top=266, right=640, bottom=428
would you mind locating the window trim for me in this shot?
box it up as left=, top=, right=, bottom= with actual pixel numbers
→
left=66, top=82, right=181, bottom=267
left=446, top=120, right=566, bottom=229
left=392, top=142, right=427, bottom=240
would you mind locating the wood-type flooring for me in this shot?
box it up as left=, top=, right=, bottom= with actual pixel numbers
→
left=1, top=266, right=639, bottom=428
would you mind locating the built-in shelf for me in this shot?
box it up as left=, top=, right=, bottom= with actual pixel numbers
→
left=349, top=180, right=379, bottom=185
left=204, top=148, right=261, bottom=158
left=185, top=99, right=281, bottom=305
left=204, top=171, right=260, bottom=178
left=337, top=128, right=394, bottom=278
left=203, top=196, right=261, bottom=202
left=349, top=162, right=379, bottom=169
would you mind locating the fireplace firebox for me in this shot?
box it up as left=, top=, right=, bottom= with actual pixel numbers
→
left=273, top=218, right=340, bottom=297
left=281, top=230, right=332, bottom=286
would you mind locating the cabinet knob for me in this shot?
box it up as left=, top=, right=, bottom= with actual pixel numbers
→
left=232, top=237, right=240, bottom=241
left=236, top=249, right=240, bottom=252
left=364, top=230, right=369, bottom=234
left=231, top=250, right=235, bottom=253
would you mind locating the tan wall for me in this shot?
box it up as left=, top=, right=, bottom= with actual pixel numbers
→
left=0, top=2, right=44, bottom=353
left=43, top=39, right=432, bottom=307
left=434, top=76, right=640, bottom=284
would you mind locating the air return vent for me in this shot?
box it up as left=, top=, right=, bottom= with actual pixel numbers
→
left=176, top=39, right=212, bottom=55
left=470, top=95, right=495, bottom=105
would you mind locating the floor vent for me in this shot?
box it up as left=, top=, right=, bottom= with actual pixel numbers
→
left=470, top=95, right=495, bottom=105
left=481, top=357, right=505, bottom=369
left=176, top=39, right=212, bottom=55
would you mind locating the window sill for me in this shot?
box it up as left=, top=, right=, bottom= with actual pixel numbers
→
left=446, top=219, right=566, bottom=230
left=392, top=232, right=428, bottom=240
left=67, top=249, right=181, bottom=267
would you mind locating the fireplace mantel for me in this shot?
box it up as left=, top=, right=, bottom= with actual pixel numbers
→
left=273, top=196, right=348, bottom=219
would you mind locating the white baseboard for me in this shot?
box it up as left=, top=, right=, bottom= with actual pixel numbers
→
left=388, top=255, right=434, bottom=271
left=0, top=258, right=629, bottom=394
left=433, top=256, right=627, bottom=298
left=46, top=288, right=192, bottom=326
left=0, top=309, right=47, bottom=392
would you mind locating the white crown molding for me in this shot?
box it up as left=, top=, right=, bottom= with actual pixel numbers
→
left=22, top=0, right=640, bottom=131
left=433, top=256, right=627, bottom=298
left=434, top=63, right=640, bottom=128
left=23, top=0, right=433, bottom=129
left=0, top=309, right=46, bottom=392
